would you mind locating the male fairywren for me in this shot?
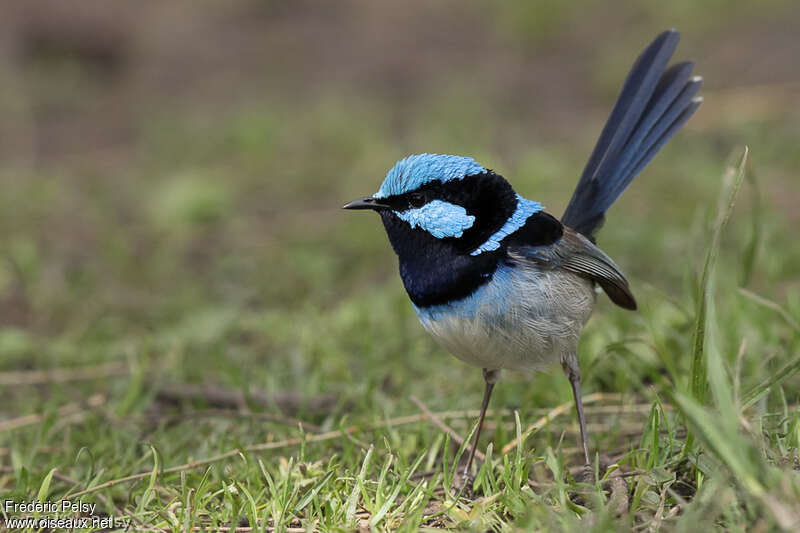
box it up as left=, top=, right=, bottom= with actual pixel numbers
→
left=344, top=30, right=702, bottom=478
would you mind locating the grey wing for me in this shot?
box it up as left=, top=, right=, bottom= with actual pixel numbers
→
left=508, top=227, right=637, bottom=310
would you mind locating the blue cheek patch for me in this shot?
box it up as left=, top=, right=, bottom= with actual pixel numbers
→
left=470, top=194, right=543, bottom=255
left=395, top=200, right=476, bottom=239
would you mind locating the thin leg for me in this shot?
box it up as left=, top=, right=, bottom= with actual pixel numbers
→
left=463, top=368, right=498, bottom=478
left=562, top=353, right=591, bottom=465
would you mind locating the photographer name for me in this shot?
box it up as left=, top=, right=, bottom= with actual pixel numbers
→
left=4, top=499, right=96, bottom=515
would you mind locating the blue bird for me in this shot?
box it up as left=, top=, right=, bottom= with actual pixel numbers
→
left=344, top=30, right=702, bottom=479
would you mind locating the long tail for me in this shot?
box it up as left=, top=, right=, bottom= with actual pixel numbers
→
left=562, top=29, right=703, bottom=238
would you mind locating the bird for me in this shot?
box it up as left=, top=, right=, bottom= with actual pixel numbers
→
left=343, top=29, right=702, bottom=480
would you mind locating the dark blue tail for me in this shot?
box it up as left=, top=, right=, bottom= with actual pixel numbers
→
left=562, top=29, right=702, bottom=238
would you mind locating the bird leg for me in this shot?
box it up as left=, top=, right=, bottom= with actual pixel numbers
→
left=562, top=352, right=591, bottom=465
left=463, top=368, right=498, bottom=480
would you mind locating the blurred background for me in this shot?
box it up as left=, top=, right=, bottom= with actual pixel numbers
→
left=1, top=0, right=799, bottom=482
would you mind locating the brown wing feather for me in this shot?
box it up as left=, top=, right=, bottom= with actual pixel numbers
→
left=560, top=228, right=637, bottom=310
left=508, top=227, right=637, bottom=311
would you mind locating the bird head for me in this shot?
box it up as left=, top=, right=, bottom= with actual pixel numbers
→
left=344, top=153, right=553, bottom=307
left=344, top=154, right=538, bottom=257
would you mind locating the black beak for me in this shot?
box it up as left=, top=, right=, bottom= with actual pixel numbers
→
left=342, top=196, right=388, bottom=211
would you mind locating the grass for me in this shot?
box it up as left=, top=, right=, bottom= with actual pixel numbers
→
left=2, top=2, right=800, bottom=531
left=3, top=137, right=799, bottom=533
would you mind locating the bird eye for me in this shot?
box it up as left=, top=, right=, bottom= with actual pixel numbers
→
left=408, top=192, right=426, bottom=208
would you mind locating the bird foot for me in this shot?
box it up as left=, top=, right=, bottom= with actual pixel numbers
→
left=568, top=463, right=597, bottom=507
left=574, top=462, right=597, bottom=484
left=454, top=470, right=476, bottom=498
left=568, top=455, right=629, bottom=514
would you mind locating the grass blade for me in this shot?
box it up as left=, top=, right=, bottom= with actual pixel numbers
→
left=685, top=146, right=748, bottom=450
left=741, top=353, right=800, bottom=409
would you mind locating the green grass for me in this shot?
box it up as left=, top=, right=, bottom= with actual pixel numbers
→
left=3, top=135, right=799, bottom=532
left=2, top=3, right=800, bottom=531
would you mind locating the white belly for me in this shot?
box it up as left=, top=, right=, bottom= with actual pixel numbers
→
left=414, top=264, right=595, bottom=372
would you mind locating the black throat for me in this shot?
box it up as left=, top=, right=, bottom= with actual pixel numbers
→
left=380, top=212, right=505, bottom=307
left=378, top=171, right=518, bottom=307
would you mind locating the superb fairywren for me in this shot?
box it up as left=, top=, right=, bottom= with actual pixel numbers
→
left=345, top=30, right=702, bottom=477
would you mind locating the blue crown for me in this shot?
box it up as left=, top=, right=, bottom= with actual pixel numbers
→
left=375, top=154, right=485, bottom=198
